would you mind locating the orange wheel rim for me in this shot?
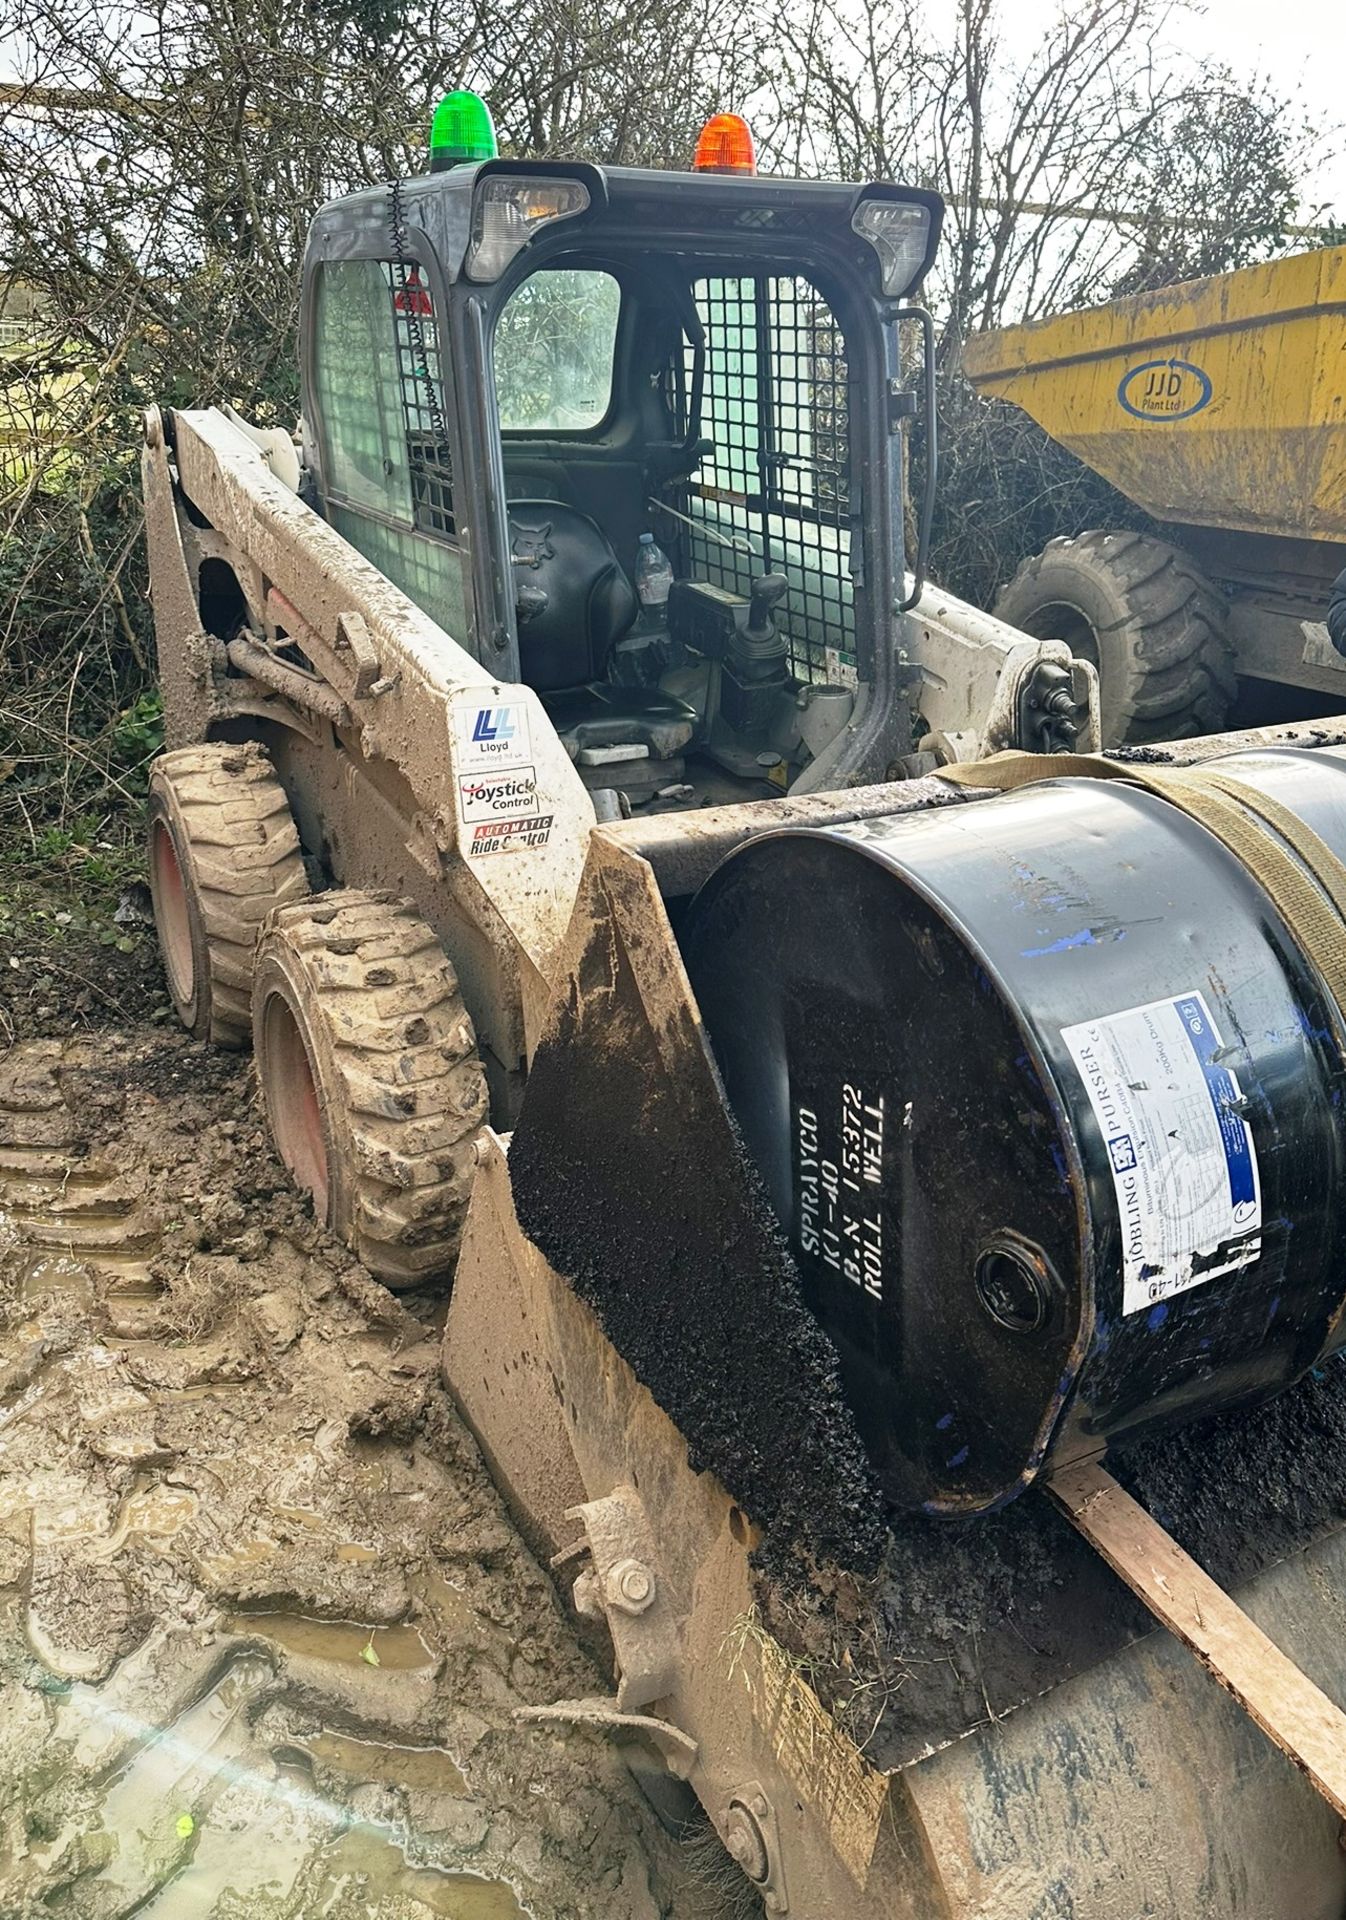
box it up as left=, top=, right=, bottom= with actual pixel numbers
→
left=263, top=992, right=330, bottom=1219
left=151, top=821, right=195, bottom=1008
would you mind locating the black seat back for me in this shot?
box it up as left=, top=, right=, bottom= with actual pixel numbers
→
left=507, top=500, right=638, bottom=693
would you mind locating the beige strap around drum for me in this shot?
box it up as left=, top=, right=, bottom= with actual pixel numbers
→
left=938, top=751, right=1346, bottom=1021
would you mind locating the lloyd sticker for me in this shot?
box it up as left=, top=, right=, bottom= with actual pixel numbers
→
left=453, top=694, right=531, bottom=770
left=1062, top=991, right=1261, bottom=1316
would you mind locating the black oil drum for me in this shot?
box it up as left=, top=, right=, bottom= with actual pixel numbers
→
left=680, top=748, right=1346, bottom=1515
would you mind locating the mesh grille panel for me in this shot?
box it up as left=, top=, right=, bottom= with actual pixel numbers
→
left=687, top=274, right=855, bottom=683
left=384, top=262, right=455, bottom=538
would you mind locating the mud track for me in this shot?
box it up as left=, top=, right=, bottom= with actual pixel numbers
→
left=0, top=1023, right=727, bottom=1918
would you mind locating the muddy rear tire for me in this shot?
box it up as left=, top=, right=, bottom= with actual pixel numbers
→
left=252, top=891, right=489, bottom=1288
left=148, top=743, right=309, bottom=1048
left=993, top=530, right=1237, bottom=747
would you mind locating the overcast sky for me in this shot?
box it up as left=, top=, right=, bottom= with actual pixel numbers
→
left=973, top=0, right=1344, bottom=219
left=1192, top=0, right=1343, bottom=213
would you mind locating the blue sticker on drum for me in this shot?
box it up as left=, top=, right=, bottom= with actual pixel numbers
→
left=1062, top=990, right=1261, bottom=1315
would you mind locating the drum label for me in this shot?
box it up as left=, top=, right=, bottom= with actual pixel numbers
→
left=1062, top=990, right=1262, bottom=1316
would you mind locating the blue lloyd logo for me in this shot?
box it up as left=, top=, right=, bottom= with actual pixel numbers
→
left=459, top=697, right=530, bottom=763
left=472, top=706, right=517, bottom=744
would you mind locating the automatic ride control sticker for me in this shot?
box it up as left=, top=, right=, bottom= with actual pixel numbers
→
left=1062, top=991, right=1261, bottom=1316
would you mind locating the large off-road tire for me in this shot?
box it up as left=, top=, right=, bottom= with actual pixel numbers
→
left=993, top=530, right=1237, bottom=747
left=148, top=743, right=309, bottom=1048
left=252, top=891, right=489, bottom=1287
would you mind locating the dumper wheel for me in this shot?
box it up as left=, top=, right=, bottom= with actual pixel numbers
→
left=252, top=891, right=489, bottom=1288
left=148, top=742, right=309, bottom=1048
left=993, top=530, right=1237, bottom=747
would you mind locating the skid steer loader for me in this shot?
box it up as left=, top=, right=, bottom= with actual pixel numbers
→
left=144, top=95, right=1346, bottom=1918
left=142, top=95, right=1100, bottom=1280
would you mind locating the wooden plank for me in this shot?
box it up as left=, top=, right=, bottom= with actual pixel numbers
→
left=1048, top=1458, right=1346, bottom=1821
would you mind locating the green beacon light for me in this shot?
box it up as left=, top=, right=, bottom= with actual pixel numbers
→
left=429, top=89, right=498, bottom=172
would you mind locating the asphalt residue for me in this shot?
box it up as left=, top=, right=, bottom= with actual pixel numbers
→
left=509, top=876, right=887, bottom=1575
left=754, top=1349, right=1346, bottom=1771
left=513, top=897, right=1346, bottom=1763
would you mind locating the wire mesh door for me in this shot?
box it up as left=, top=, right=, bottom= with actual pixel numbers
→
left=386, top=261, right=456, bottom=538
left=686, top=274, right=857, bottom=684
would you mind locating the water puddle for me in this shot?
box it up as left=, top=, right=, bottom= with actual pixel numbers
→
left=227, top=1611, right=437, bottom=1670
left=8, top=1211, right=156, bottom=1253
left=49, top=1651, right=275, bottom=1904
left=55, top=1651, right=522, bottom=1916
left=335, top=1540, right=380, bottom=1564
left=121, top=1483, right=199, bottom=1539
left=271, top=1502, right=324, bottom=1529
left=312, top=1830, right=525, bottom=1917
left=0, top=1146, right=81, bottom=1179
left=0, top=1165, right=160, bottom=1303
left=306, top=1727, right=468, bottom=1795
left=138, top=1816, right=525, bottom=1918
left=419, top=1568, right=515, bottom=1661
left=99, top=1270, right=163, bottom=1297
left=201, top=1525, right=378, bottom=1589
left=12, top=1247, right=95, bottom=1306
left=268, top=1506, right=376, bottom=1559
left=197, top=1536, right=279, bottom=1586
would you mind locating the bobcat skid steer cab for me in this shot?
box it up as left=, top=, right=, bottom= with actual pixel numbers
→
left=142, top=95, right=1099, bottom=1280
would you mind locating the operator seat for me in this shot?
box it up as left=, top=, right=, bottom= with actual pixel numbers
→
left=506, top=501, right=695, bottom=770
left=508, top=500, right=635, bottom=692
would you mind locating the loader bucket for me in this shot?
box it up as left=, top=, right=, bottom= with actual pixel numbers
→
left=961, top=245, right=1346, bottom=542
left=442, top=791, right=1346, bottom=1917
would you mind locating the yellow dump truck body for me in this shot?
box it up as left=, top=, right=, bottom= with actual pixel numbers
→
left=962, top=247, right=1346, bottom=542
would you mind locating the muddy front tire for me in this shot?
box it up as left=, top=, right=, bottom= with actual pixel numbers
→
left=252, top=891, right=489, bottom=1287
left=993, top=530, right=1237, bottom=747
left=148, top=743, right=309, bottom=1047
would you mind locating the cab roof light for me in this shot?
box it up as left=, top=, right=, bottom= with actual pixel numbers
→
left=693, top=113, right=756, bottom=176
left=430, top=89, right=498, bottom=172
left=466, top=176, right=591, bottom=281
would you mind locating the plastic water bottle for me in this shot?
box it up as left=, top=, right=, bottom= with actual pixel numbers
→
left=633, top=533, right=675, bottom=627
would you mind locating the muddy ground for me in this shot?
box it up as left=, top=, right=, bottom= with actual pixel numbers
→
left=0, top=900, right=739, bottom=1919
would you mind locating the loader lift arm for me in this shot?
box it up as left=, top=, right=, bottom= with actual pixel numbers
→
left=143, top=402, right=595, bottom=1103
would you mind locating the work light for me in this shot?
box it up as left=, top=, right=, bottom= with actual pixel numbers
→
left=466, top=177, right=591, bottom=281
left=851, top=199, right=933, bottom=298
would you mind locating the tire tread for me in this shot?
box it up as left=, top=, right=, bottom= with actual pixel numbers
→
left=253, top=891, right=488, bottom=1286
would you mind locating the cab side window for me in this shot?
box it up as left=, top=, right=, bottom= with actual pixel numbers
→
left=312, top=257, right=470, bottom=640
left=312, top=259, right=413, bottom=522
left=494, top=268, right=621, bottom=433
left=314, top=258, right=458, bottom=536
